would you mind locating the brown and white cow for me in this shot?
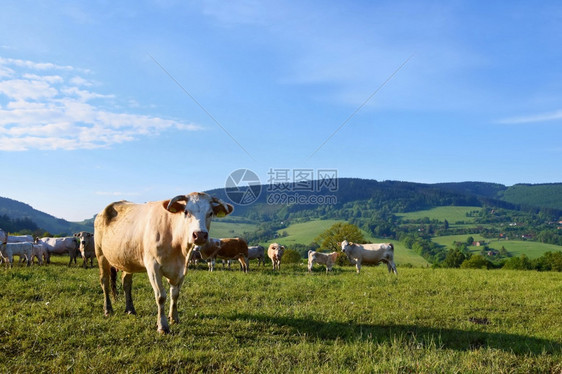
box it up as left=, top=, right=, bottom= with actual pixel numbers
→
left=94, top=192, right=233, bottom=334
left=340, top=240, right=397, bottom=274
left=307, top=250, right=339, bottom=274
left=267, top=243, right=285, bottom=270
left=195, top=237, right=249, bottom=273
left=74, top=232, right=96, bottom=268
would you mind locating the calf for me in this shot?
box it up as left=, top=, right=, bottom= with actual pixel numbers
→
left=196, top=238, right=249, bottom=272
left=74, top=232, right=95, bottom=268
left=267, top=243, right=285, bottom=270
left=247, top=245, right=265, bottom=269
left=1, top=242, right=33, bottom=267
left=340, top=240, right=397, bottom=274
left=32, top=242, right=48, bottom=265
left=307, top=250, right=339, bottom=274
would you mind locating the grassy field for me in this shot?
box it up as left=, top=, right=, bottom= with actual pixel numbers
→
left=1, top=257, right=561, bottom=373
left=209, top=220, right=257, bottom=240
left=274, top=219, right=429, bottom=267
left=433, top=234, right=562, bottom=259
left=396, top=206, right=481, bottom=223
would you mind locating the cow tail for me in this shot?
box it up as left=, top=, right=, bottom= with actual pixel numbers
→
left=110, top=267, right=118, bottom=299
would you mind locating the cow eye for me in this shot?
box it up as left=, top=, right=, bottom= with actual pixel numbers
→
left=209, top=211, right=214, bottom=217
left=184, top=211, right=192, bottom=218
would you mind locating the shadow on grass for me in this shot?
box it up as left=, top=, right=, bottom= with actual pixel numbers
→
left=223, top=313, right=560, bottom=355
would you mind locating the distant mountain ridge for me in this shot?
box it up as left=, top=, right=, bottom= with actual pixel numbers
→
left=0, top=196, right=93, bottom=235
left=1, top=179, right=561, bottom=235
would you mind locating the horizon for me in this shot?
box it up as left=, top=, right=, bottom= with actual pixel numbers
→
left=2, top=178, right=561, bottom=223
left=1, top=1, right=561, bottom=221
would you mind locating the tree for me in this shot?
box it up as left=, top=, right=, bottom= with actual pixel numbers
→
left=460, top=254, right=490, bottom=269
left=444, top=248, right=467, bottom=268
left=314, top=222, right=365, bottom=252
left=466, top=236, right=474, bottom=246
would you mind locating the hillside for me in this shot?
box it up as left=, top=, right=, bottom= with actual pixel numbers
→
left=0, top=196, right=92, bottom=234
left=1, top=179, right=561, bottom=236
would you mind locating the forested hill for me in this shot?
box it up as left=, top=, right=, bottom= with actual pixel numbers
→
left=1, top=179, right=561, bottom=235
left=0, top=196, right=92, bottom=235
left=206, top=179, right=562, bottom=221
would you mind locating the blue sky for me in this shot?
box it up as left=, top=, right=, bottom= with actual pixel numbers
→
left=1, top=0, right=561, bottom=221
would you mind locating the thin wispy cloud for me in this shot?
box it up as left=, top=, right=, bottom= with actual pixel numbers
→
left=497, top=110, right=562, bottom=124
left=0, top=57, right=203, bottom=151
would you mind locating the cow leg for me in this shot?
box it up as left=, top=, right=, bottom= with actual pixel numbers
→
left=122, top=272, right=136, bottom=315
left=238, top=257, right=248, bottom=273
left=145, top=261, right=169, bottom=334
left=98, top=256, right=114, bottom=316
left=168, top=277, right=184, bottom=324
left=355, top=261, right=361, bottom=274
left=387, top=261, right=398, bottom=275
left=308, top=259, right=312, bottom=273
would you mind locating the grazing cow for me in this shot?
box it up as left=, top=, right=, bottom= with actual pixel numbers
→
left=74, top=232, right=95, bottom=268
left=267, top=243, right=285, bottom=270
left=0, top=229, right=6, bottom=263
left=1, top=242, right=33, bottom=267
left=94, top=192, right=233, bottom=334
left=196, top=238, right=249, bottom=273
left=31, top=242, right=48, bottom=265
left=247, top=245, right=265, bottom=269
left=7, top=234, right=34, bottom=243
left=340, top=240, right=397, bottom=274
left=38, top=237, right=80, bottom=265
left=307, top=250, right=339, bottom=274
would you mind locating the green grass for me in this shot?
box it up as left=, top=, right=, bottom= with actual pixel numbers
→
left=433, top=235, right=562, bottom=259
left=276, top=219, right=345, bottom=245
left=396, top=206, right=481, bottom=223
left=1, top=256, right=561, bottom=373
left=274, top=219, right=429, bottom=267
left=209, top=220, right=257, bottom=239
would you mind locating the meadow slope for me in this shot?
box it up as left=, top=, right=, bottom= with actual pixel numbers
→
left=0, top=258, right=560, bottom=373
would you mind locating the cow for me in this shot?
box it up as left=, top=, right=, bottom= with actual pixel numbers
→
left=1, top=242, right=33, bottom=267
left=340, top=240, right=397, bottom=274
left=267, top=243, right=285, bottom=270
left=195, top=237, right=249, bottom=273
left=307, top=250, right=339, bottom=274
left=7, top=234, right=34, bottom=243
left=0, top=229, right=6, bottom=264
left=247, top=245, right=265, bottom=269
left=38, top=237, right=80, bottom=266
left=94, top=192, right=233, bottom=334
left=31, top=242, right=48, bottom=265
left=74, top=232, right=95, bottom=268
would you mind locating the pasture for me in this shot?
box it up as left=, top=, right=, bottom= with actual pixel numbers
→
left=433, top=234, right=562, bottom=259
left=396, top=206, right=481, bottom=223
left=1, top=257, right=561, bottom=373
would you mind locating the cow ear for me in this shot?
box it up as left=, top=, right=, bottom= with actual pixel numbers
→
left=211, top=197, right=234, bottom=218
left=165, top=195, right=189, bottom=214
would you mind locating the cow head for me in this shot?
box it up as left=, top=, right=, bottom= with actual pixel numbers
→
left=166, top=193, right=233, bottom=246
left=341, top=240, right=351, bottom=253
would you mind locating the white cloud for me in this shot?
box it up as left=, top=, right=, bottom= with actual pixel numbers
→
left=0, top=57, right=204, bottom=151
left=497, top=110, right=562, bottom=124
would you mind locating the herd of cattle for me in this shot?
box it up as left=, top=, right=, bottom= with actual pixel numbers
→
left=0, top=229, right=95, bottom=268
left=1, top=192, right=397, bottom=334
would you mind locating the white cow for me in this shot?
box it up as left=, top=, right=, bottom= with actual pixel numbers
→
left=74, top=232, right=95, bottom=268
left=267, top=243, right=285, bottom=270
left=1, top=242, right=33, bottom=267
left=340, top=240, right=397, bottom=274
left=38, top=237, right=80, bottom=266
left=247, top=245, right=265, bottom=269
left=307, top=250, right=339, bottom=274
left=31, top=240, right=48, bottom=265
left=0, top=228, right=7, bottom=265
left=7, top=234, right=34, bottom=243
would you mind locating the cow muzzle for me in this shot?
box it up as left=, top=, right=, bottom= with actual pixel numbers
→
left=192, top=231, right=208, bottom=245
